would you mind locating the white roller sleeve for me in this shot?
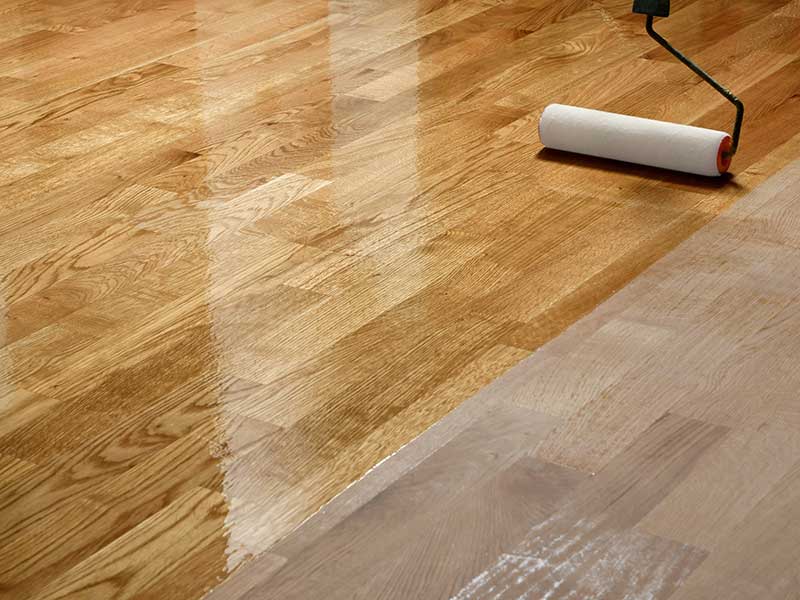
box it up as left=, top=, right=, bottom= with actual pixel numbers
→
left=539, top=104, right=732, bottom=177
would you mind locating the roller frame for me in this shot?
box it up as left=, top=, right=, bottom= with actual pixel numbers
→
left=632, top=1, right=745, bottom=157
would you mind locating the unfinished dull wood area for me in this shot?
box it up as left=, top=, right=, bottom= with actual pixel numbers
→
left=1, top=0, right=799, bottom=598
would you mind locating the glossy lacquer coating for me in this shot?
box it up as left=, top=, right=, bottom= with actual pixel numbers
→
left=0, top=1, right=799, bottom=599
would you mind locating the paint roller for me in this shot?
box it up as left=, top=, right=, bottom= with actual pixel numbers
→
left=539, top=0, right=745, bottom=177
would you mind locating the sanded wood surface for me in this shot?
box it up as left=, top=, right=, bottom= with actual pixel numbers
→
left=219, top=160, right=800, bottom=598
left=1, top=0, right=800, bottom=598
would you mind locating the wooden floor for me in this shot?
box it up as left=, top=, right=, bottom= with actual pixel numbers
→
left=215, top=158, right=800, bottom=600
left=1, top=0, right=799, bottom=598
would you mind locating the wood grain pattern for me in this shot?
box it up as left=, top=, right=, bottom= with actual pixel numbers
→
left=450, top=413, right=722, bottom=600
left=1, top=0, right=799, bottom=598
left=245, top=406, right=576, bottom=600
left=218, top=159, right=800, bottom=598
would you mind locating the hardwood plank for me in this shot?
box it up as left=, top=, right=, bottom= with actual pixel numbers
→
left=230, top=404, right=568, bottom=599
left=0, top=388, right=60, bottom=438
left=2, top=1, right=800, bottom=597
left=0, top=420, right=232, bottom=599
left=639, top=0, right=786, bottom=62
left=451, top=414, right=723, bottom=600
left=667, top=459, right=800, bottom=600
left=238, top=407, right=722, bottom=600
left=0, top=30, right=71, bottom=72
left=265, top=457, right=584, bottom=600
left=778, top=0, right=800, bottom=17
left=248, top=156, right=800, bottom=598
left=204, top=553, right=288, bottom=600
left=0, top=62, right=185, bottom=142
left=638, top=422, right=800, bottom=550
left=236, top=344, right=526, bottom=563
left=460, top=160, right=800, bottom=473
left=0, top=452, right=38, bottom=487
left=33, top=487, right=228, bottom=600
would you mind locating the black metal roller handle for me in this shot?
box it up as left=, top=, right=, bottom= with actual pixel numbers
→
left=631, top=1, right=744, bottom=157
left=644, top=15, right=744, bottom=156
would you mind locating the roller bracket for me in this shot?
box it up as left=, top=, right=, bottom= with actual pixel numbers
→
left=636, top=9, right=744, bottom=157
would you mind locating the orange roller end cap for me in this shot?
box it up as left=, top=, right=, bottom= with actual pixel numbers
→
left=717, top=136, right=733, bottom=174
